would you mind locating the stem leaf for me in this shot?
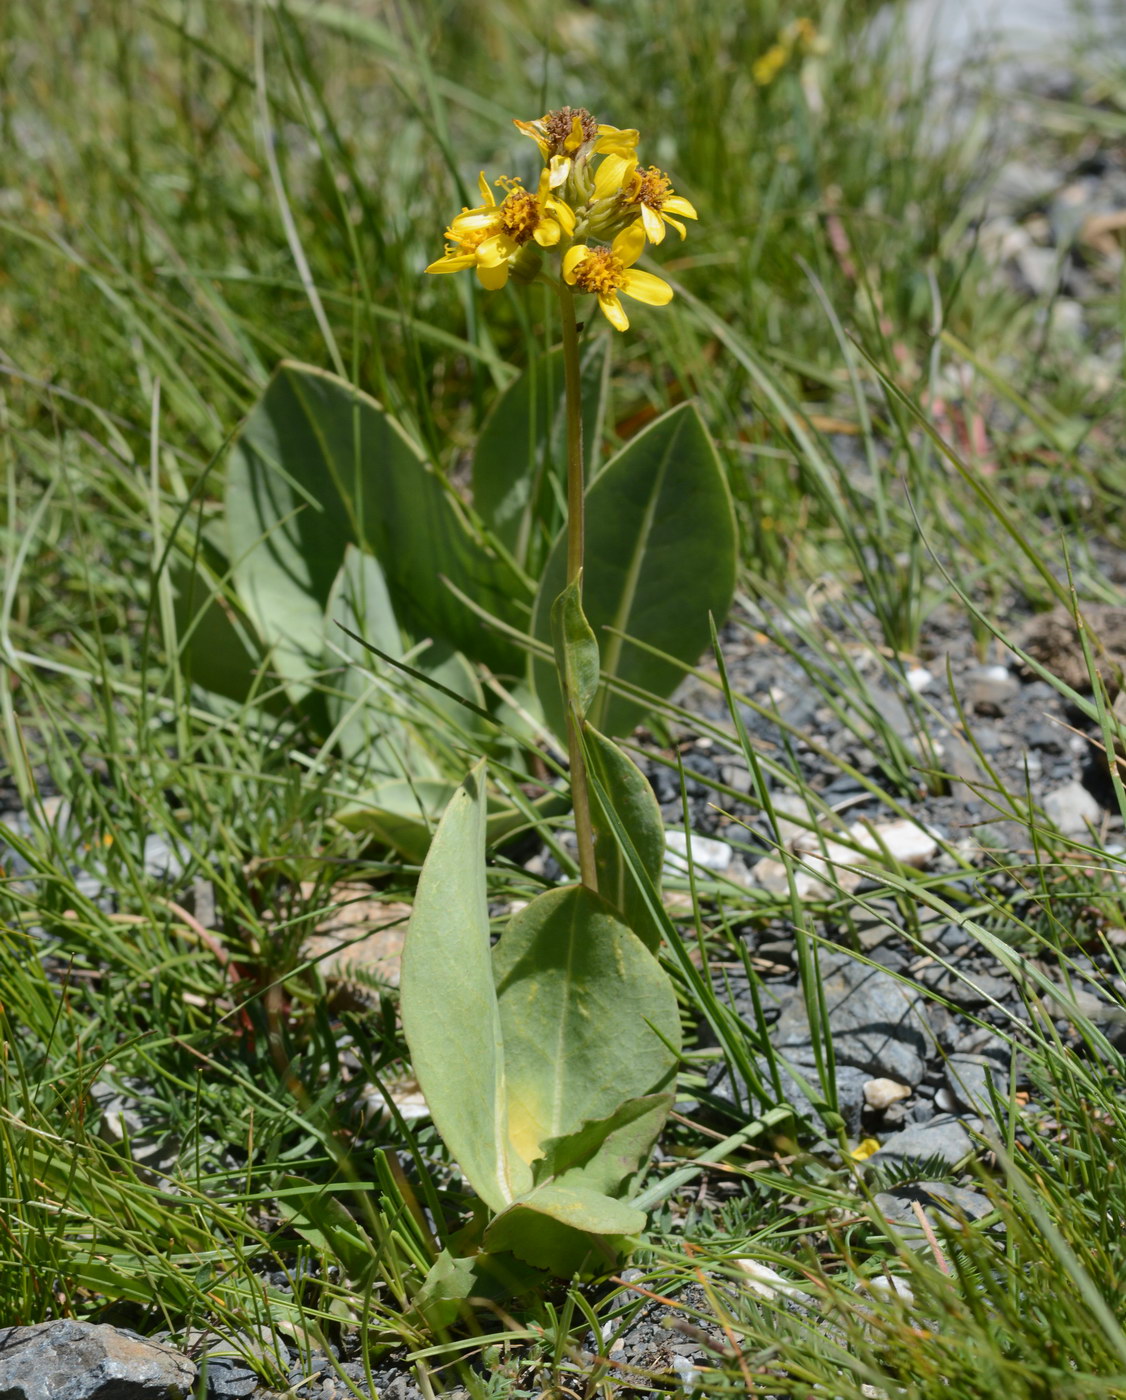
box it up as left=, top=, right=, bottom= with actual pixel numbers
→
left=583, top=721, right=666, bottom=955
left=550, top=578, right=600, bottom=720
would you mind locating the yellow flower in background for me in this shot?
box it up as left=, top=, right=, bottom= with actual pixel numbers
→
left=562, top=223, right=673, bottom=332
left=752, top=43, right=789, bottom=87
left=790, top=17, right=822, bottom=49
left=426, top=170, right=575, bottom=290
left=514, top=105, right=638, bottom=188
left=592, top=155, right=698, bottom=243
left=753, top=16, right=826, bottom=87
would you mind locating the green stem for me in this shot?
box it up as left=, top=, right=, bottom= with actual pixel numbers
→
left=558, top=282, right=598, bottom=891
left=559, top=283, right=585, bottom=588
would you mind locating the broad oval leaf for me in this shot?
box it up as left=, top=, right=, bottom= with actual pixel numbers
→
left=532, top=1094, right=673, bottom=1199
left=413, top=1249, right=548, bottom=1332
left=323, top=545, right=425, bottom=769
left=275, top=1175, right=378, bottom=1285
left=169, top=526, right=270, bottom=708
left=337, top=778, right=568, bottom=865
left=473, top=339, right=610, bottom=575
left=324, top=546, right=485, bottom=770
left=492, top=884, right=680, bottom=1167
left=530, top=402, right=736, bottom=737
left=483, top=1182, right=643, bottom=1277
left=400, top=763, right=532, bottom=1212
left=226, top=360, right=530, bottom=688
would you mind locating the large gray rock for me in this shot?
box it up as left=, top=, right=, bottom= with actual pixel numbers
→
left=944, top=1051, right=1010, bottom=1117
left=710, top=953, right=932, bottom=1132
left=774, top=954, right=931, bottom=1087
left=873, top=1179, right=994, bottom=1250
left=0, top=1321, right=196, bottom=1400
left=873, top=1114, right=979, bottom=1169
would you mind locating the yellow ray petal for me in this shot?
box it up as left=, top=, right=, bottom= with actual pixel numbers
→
left=593, top=153, right=634, bottom=200
left=513, top=119, right=550, bottom=161
left=641, top=203, right=666, bottom=244
left=595, top=125, right=639, bottom=156
left=598, top=293, right=629, bottom=332
left=663, top=194, right=697, bottom=219
left=425, top=254, right=476, bottom=274
left=533, top=218, right=561, bottom=248
left=621, top=269, right=674, bottom=306
left=477, top=233, right=517, bottom=266
left=562, top=245, right=591, bottom=283
left=476, top=260, right=510, bottom=291
left=612, top=221, right=647, bottom=267
left=451, top=208, right=500, bottom=233
left=548, top=195, right=576, bottom=236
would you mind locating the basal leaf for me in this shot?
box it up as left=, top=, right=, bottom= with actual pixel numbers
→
left=324, top=546, right=485, bottom=769
left=530, top=402, right=737, bottom=736
left=337, top=779, right=568, bottom=864
left=483, top=1182, right=643, bottom=1277
left=413, top=1248, right=548, bottom=1331
left=323, top=545, right=425, bottom=769
left=400, top=763, right=532, bottom=1212
left=275, top=1174, right=377, bottom=1284
left=473, top=339, right=610, bottom=575
left=226, top=361, right=529, bottom=687
left=532, top=1094, right=673, bottom=1198
left=168, top=529, right=269, bottom=707
left=492, top=884, right=680, bottom=1167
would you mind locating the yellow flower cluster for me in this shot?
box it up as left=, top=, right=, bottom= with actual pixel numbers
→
left=426, top=105, right=698, bottom=333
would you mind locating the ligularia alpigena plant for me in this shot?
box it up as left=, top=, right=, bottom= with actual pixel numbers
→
left=401, top=108, right=718, bottom=1319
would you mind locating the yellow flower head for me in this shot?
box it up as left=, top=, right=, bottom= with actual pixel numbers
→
left=426, top=170, right=575, bottom=290
left=514, top=106, right=639, bottom=189
left=593, top=155, right=697, bottom=244
left=562, top=223, right=673, bottom=332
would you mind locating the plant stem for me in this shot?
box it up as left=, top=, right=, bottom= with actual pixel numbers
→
left=558, top=281, right=598, bottom=891
left=559, top=283, right=585, bottom=587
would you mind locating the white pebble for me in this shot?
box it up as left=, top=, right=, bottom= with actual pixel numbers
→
left=863, top=1078, right=912, bottom=1110
left=731, top=1258, right=802, bottom=1300
left=671, top=1355, right=701, bottom=1387
left=663, top=830, right=733, bottom=875
left=864, top=1274, right=916, bottom=1306
left=848, top=819, right=939, bottom=868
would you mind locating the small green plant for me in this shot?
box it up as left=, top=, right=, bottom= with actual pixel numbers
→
left=172, top=145, right=735, bottom=856
left=399, top=106, right=735, bottom=1308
